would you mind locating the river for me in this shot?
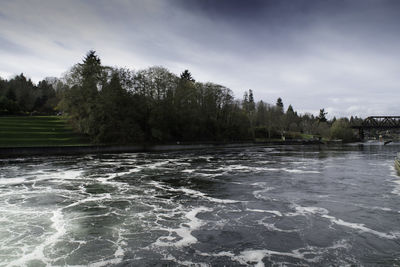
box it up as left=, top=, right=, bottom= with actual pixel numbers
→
left=0, top=143, right=399, bottom=266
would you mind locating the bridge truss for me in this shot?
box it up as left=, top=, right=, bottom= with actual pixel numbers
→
left=352, top=116, right=400, bottom=139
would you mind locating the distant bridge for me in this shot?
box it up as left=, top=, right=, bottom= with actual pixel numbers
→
left=352, top=116, right=400, bottom=139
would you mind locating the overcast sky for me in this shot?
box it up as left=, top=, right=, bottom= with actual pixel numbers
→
left=1, top=0, right=399, bottom=118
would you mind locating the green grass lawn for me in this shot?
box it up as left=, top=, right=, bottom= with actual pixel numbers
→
left=300, top=133, right=315, bottom=140
left=0, top=116, right=91, bottom=147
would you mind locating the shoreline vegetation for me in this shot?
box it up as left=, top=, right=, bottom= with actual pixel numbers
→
left=1, top=51, right=362, bottom=152
left=0, top=115, right=326, bottom=156
left=0, top=140, right=326, bottom=157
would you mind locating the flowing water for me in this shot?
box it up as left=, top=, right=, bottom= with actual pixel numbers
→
left=1, top=144, right=400, bottom=266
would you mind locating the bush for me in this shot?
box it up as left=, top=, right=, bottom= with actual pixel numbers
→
left=284, top=131, right=302, bottom=140
left=330, top=119, right=356, bottom=142
left=254, top=126, right=280, bottom=139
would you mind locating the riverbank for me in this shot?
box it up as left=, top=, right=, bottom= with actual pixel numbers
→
left=0, top=115, right=329, bottom=156
left=0, top=140, right=324, bottom=157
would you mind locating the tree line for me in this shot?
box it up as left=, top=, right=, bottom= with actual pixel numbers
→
left=0, top=74, right=66, bottom=115
left=0, top=51, right=360, bottom=143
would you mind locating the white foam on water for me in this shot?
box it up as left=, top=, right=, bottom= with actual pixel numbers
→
left=242, top=165, right=321, bottom=174
left=281, top=168, right=320, bottom=174
left=54, top=170, right=84, bottom=180
left=216, top=238, right=352, bottom=266
left=239, top=250, right=269, bottom=267
left=247, top=209, right=282, bottom=216
left=6, top=208, right=66, bottom=267
left=0, top=177, right=26, bottom=185
left=0, top=208, right=45, bottom=215
left=96, top=170, right=133, bottom=184
left=258, top=160, right=272, bottom=164
left=35, top=169, right=84, bottom=182
left=73, top=227, right=126, bottom=267
left=147, top=160, right=171, bottom=169
left=68, top=256, right=123, bottom=267
left=0, top=168, right=82, bottom=187
left=160, top=254, right=209, bottom=267
left=391, top=179, right=400, bottom=196
left=388, top=165, right=400, bottom=196
left=256, top=219, right=298, bottom=233
left=148, top=181, right=240, bottom=204
left=116, top=160, right=171, bottom=174
left=252, top=185, right=274, bottom=201
left=291, top=161, right=308, bottom=165
left=64, top=193, right=112, bottom=209
left=329, top=238, right=352, bottom=250
left=321, top=214, right=400, bottom=240
left=224, top=165, right=252, bottom=171
left=174, top=207, right=211, bottom=247
left=198, top=156, right=213, bottom=162
left=196, top=172, right=224, bottom=178
left=113, top=236, right=125, bottom=259
left=181, top=169, right=196, bottom=173
left=355, top=204, right=394, bottom=212
left=170, top=161, right=191, bottom=166
left=290, top=206, right=329, bottom=216
left=199, top=238, right=354, bottom=266
left=203, top=248, right=316, bottom=267
left=178, top=188, right=239, bottom=204
left=251, top=182, right=270, bottom=187
left=388, top=164, right=400, bottom=196
left=154, top=206, right=212, bottom=247
left=288, top=205, right=400, bottom=240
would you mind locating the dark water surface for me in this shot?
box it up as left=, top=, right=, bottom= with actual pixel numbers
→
left=1, top=144, right=400, bottom=266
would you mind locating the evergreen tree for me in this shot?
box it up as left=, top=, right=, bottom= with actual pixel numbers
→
left=61, top=50, right=104, bottom=134
left=276, top=97, right=283, bottom=110
left=243, top=91, right=249, bottom=111
left=318, top=108, right=328, bottom=123
left=276, top=98, right=283, bottom=107
left=248, top=89, right=255, bottom=112
left=287, top=105, right=294, bottom=114
left=180, top=69, right=195, bottom=82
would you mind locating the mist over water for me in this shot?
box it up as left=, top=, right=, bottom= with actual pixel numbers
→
left=1, top=144, right=400, bottom=266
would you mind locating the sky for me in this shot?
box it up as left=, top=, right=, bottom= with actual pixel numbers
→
left=0, top=0, right=399, bottom=118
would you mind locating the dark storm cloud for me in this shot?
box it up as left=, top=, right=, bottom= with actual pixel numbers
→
left=170, top=0, right=400, bottom=117
left=0, top=0, right=399, bottom=117
left=175, top=0, right=270, bottom=20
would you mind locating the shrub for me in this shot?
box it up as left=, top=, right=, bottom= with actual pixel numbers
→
left=330, top=119, right=356, bottom=142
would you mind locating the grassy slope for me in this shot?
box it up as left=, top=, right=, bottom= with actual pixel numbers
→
left=0, top=116, right=90, bottom=147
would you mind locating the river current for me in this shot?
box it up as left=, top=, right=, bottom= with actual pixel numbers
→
left=0, top=144, right=400, bottom=266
